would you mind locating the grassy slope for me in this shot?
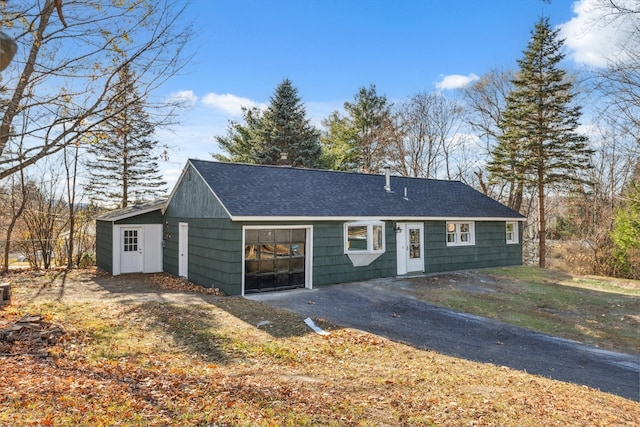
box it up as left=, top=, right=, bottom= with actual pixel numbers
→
left=1, top=272, right=638, bottom=426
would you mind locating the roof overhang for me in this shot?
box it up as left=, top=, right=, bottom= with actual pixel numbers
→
left=96, top=200, right=166, bottom=222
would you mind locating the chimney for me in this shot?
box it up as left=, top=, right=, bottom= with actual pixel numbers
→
left=278, top=152, right=291, bottom=167
left=384, top=166, right=391, bottom=192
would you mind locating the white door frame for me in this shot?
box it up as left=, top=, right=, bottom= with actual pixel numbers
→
left=178, top=222, right=188, bottom=279
left=396, top=222, right=425, bottom=275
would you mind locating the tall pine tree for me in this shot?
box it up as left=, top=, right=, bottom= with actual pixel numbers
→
left=254, top=79, right=322, bottom=167
left=488, top=17, right=592, bottom=267
left=85, top=66, right=167, bottom=208
left=214, top=79, right=322, bottom=168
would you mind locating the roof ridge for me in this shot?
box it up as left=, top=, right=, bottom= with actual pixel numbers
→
left=187, top=159, right=459, bottom=182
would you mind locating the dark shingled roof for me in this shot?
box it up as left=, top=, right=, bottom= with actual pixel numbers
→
left=189, top=159, right=525, bottom=220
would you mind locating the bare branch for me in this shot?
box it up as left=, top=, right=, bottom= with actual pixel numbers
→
left=0, top=0, right=193, bottom=179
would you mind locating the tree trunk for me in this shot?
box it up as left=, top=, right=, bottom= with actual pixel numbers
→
left=64, top=144, right=79, bottom=268
left=538, top=166, right=546, bottom=268
left=2, top=171, right=27, bottom=273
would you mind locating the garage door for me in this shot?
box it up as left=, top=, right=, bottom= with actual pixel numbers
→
left=244, top=228, right=305, bottom=293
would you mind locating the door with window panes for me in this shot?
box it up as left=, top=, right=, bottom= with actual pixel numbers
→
left=244, top=228, right=306, bottom=293
left=120, top=227, right=143, bottom=273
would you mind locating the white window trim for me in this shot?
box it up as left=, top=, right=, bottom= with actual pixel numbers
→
left=446, top=221, right=475, bottom=247
left=506, top=221, right=519, bottom=244
left=344, top=221, right=386, bottom=254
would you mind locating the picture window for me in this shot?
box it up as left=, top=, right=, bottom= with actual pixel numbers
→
left=344, top=221, right=385, bottom=254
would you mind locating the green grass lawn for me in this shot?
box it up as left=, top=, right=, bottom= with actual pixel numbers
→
left=408, top=266, right=640, bottom=355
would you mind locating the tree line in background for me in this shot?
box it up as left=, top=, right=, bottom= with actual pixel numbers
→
left=215, top=16, right=640, bottom=279
left=0, top=1, right=638, bottom=279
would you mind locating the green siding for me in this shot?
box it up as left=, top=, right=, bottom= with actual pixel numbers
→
left=424, top=221, right=522, bottom=273
left=162, top=217, right=243, bottom=295
left=312, top=222, right=396, bottom=286
left=161, top=215, right=522, bottom=295
left=166, top=164, right=229, bottom=219
left=114, top=210, right=163, bottom=225
left=95, top=220, right=113, bottom=273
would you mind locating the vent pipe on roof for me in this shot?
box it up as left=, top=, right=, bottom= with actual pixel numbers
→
left=384, top=166, right=391, bottom=192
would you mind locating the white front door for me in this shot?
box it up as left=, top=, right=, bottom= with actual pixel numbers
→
left=120, top=227, right=143, bottom=273
left=396, top=223, right=424, bottom=275
left=178, top=222, right=188, bottom=278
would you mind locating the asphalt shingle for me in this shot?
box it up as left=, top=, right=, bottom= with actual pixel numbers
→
left=189, top=160, right=525, bottom=220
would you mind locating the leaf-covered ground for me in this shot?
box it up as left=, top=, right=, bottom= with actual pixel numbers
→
left=0, top=271, right=638, bottom=426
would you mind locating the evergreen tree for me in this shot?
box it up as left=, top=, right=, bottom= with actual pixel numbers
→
left=345, top=85, right=395, bottom=173
left=319, top=111, right=359, bottom=171
left=611, top=175, right=640, bottom=279
left=488, top=17, right=592, bottom=267
left=214, top=79, right=322, bottom=168
left=321, top=85, right=395, bottom=172
left=254, top=79, right=322, bottom=167
left=85, top=66, right=167, bottom=208
left=213, top=106, right=264, bottom=164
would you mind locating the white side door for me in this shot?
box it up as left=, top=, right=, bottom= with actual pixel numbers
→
left=120, top=227, right=143, bottom=273
left=396, top=223, right=424, bottom=275
left=178, top=222, right=188, bottom=278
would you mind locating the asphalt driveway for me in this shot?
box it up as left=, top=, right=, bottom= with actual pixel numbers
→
left=248, top=278, right=640, bottom=402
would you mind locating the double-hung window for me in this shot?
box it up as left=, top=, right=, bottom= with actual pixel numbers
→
left=506, top=221, right=519, bottom=244
left=344, top=221, right=385, bottom=254
left=446, top=221, right=475, bottom=246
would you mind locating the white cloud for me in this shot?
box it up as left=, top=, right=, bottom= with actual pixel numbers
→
left=435, top=73, right=480, bottom=90
left=559, top=0, right=638, bottom=68
left=167, top=90, right=198, bottom=107
left=201, top=92, right=266, bottom=116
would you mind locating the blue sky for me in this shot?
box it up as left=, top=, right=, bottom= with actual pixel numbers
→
left=157, top=0, right=625, bottom=186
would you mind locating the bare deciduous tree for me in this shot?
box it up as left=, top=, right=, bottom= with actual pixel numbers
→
left=462, top=69, right=519, bottom=201
left=393, top=92, right=463, bottom=179
left=0, top=0, right=192, bottom=180
left=0, top=167, right=27, bottom=272
left=20, top=163, right=68, bottom=269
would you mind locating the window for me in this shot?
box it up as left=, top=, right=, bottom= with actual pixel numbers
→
left=506, top=221, right=519, bottom=244
left=446, top=222, right=475, bottom=246
left=344, top=221, right=385, bottom=254
left=123, top=229, right=138, bottom=252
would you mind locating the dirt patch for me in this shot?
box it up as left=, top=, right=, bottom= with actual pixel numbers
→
left=417, top=270, right=502, bottom=293
left=5, top=268, right=224, bottom=305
